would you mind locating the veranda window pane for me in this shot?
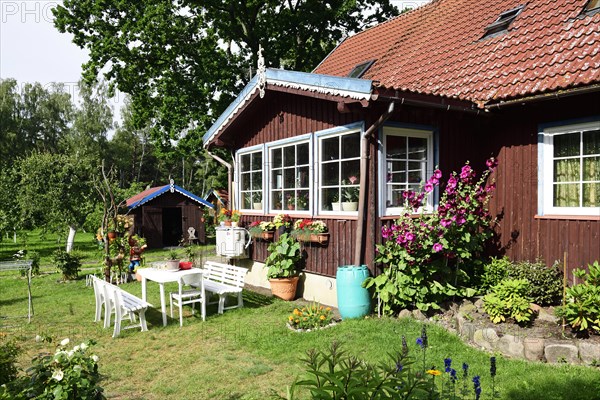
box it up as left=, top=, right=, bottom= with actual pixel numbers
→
left=272, top=192, right=283, bottom=210
left=408, top=137, right=427, bottom=160
left=388, top=161, right=406, bottom=182
left=284, top=146, right=295, bottom=167
left=341, top=160, right=360, bottom=182
left=408, top=161, right=424, bottom=183
left=553, top=184, right=579, bottom=207
left=342, top=133, right=360, bottom=158
left=241, top=154, right=251, bottom=171
left=297, top=143, right=309, bottom=165
left=241, top=174, right=251, bottom=190
left=272, top=148, right=282, bottom=168
left=297, top=190, right=309, bottom=210
left=583, top=183, right=600, bottom=207
left=251, top=172, right=262, bottom=190
left=554, top=159, right=580, bottom=182
left=251, top=153, right=262, bottom=170
left=408, top=184, right=421, bottom=193
left=284, top=191, right=295, bottom=209
left=583, top=157, right=600, bottom=181
left=242, top=193, right=252, bottom=209
left=297, top=166, right=309, bottom=187
left=583, top=130, right=600, bottom=155
left=283, top=168, right=295, bottom=189
left=322, top=162, right=339, bottom=185
left=322, top=188, right=340, bottom=210
left=386, top=135, right=407, bottom=158
left=272, top=173, right=282, bottom=189
left=554, top=133, right=580, bottom=157
left=388, top=185, right=404, bottom=207
left=322, top=137, right=339, bottom=161
left=252, top=192, right=262, bottom=203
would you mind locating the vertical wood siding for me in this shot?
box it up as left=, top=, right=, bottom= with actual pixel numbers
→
left=229, top=91, right=600, bottom=279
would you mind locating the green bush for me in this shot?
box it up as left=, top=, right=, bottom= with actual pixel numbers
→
left=556, top=261, right=600, bottom=334
left=508, top=260, right=563, bottom=306
left=480, top=257, right=563, bottom=306
left=483, top=279, right=534, bottom=324
left=480, top=257, right=512, bottom=293
left=52, top=249, right=82, bottom=280
left=0, top=341, right=20, bottom=386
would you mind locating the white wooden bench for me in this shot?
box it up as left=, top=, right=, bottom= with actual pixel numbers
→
left=90, top=275, right=151, bottom=338
left=198, top=261, right=247, bottom=314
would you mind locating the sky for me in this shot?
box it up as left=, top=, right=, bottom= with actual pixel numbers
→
left=0, top=0, right=124, bottom=127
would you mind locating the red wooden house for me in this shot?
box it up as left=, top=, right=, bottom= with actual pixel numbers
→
left=203, top=0, right=600, bottom=305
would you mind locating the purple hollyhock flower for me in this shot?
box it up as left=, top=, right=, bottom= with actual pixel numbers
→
left=424, top=182, right=434, bottom=193
left=486, top=157, right=498, bottom=170
left=460, top=165, right=474, bottom=182
left=433, top=243, right=443, bottom=252
left=382, top=226, right=392, bottom=239
left=456, top=216, right=466, bottom=225
left=440, top=219, right=452, bottom=228
left=405, top=232, right=415, bottom=242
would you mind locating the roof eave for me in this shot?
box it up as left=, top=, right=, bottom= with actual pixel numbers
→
left=203, top=69, right=373, bottom=148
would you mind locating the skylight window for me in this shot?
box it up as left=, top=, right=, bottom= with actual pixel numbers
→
left=347, top=60, right=375, bottom=78
left=482, top=5, right=525, bottom=39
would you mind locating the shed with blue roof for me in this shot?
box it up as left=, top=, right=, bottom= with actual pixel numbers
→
left=125, top=180, right=213, bottom=248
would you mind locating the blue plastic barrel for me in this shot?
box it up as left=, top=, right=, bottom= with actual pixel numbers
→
left=336, top=265, right=371, bottom=319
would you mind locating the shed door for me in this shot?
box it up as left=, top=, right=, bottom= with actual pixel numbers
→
left=162, top=207, right=182, bottom=246
left=142, top=207, right=162, bottom=248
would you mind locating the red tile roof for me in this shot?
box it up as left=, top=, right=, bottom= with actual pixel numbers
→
left=125, top=186, right=165, bottom=208
left=314, top=0, right=600, bottom=107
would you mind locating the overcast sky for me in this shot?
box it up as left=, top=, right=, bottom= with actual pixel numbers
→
left=0, top=0, right=124, bottom=126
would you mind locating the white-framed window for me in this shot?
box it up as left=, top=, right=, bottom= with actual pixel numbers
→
left=268, top=140, right=311, bottom=213
left=318, top=129, right=361, bottom=214
left=540, top=121, right=600, bottom=216
left=238, top=148, right=263, bottom=211
left=380, top=126, right=434, bottom=216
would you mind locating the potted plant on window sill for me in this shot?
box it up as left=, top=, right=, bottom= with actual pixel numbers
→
left=253, top=192, right=262, bottom=210
left=265, top=233, right=302, bottom=300
left=331, top=191, right=341, bottom=212
left=291, top=219, right=329, bottom=244
left=342, top=176, right=359, bottom=211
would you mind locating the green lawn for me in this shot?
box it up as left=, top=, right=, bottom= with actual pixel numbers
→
left=1, top=234, right=600, bottom=399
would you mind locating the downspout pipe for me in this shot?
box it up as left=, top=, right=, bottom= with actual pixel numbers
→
left=207, top=151, right=233, bottom=209
left=354, top=101, right=395, bottom=266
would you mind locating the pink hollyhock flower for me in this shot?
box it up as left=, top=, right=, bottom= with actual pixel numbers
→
left=486, top=157, right=498, bottom=170
left=433, top=169, right=442, bottom=179
left=433, top=243, right=443, bottom=252
left=440, top=219, right=452, bottom=228
left=424, top=182, right=434, bottom=193
left=460, top=165, right=474, bottom=181
left=456, top=216, right=466, bottom=225
left=381, top=226, right=392, bottom=239
left=405, top=232, right=415, bottom=242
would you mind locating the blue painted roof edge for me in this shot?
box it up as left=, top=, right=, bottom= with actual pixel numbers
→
left=203, top=68, right=372, bottom=145
left=128, top=185, right=214, bottom=210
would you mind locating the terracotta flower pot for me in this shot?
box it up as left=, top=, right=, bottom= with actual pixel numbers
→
left=269, top=276, right=299, bottom=301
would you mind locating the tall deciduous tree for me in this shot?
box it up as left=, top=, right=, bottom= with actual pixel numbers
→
left=13, top=152, right=96, bottom=252
left=53, top=0, right=398, bottom=148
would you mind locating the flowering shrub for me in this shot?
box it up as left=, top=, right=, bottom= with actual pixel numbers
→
left=218, top=208, right=240, bottom=223
left=283, top=325, right=497, bottom=400
left=365, top=159, right=497, bottom=314
left=0, top=338, right=105, bottom=400
left=288, top=303, right=333, bottom=330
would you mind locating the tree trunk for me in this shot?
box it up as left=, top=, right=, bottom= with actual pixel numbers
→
left=66, top=225, right=77, bottom=253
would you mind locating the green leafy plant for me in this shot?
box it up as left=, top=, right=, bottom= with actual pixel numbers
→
left=288, top=303, right=334, bottom=330
left=0, top=341, right=20, bottom=386
left=52, top=249, right=82, bottom=280
left=480, top=257, right=512, bottom=294
left=168, top=250, right=179, bottom=261
left=483, top=279, right=534, bottom=324
left=248, top=221, right=276, bottom=237
left=24, top=339, right=104, bottom=400
left=366, top=159, right=497, bottom=314
left=265, top=233, right=301, bottom=279
left=555, top=261, right=600, bottom=334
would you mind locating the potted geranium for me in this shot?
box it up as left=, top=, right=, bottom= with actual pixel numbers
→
left=273, top=213, right=292, bottom=234
left=291, top=219, right=329, bottom=244
left=248, top=220, right=276, bottom=240
left=265, top=233, right=302, bottom=300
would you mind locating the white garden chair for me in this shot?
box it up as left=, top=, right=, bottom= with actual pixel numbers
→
left=187, top=227, right=198, bottom=245
left=169, top=272, right=205, bottom=326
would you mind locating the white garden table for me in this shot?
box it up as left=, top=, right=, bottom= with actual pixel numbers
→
left=137, top=267, right=203, bottom=326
